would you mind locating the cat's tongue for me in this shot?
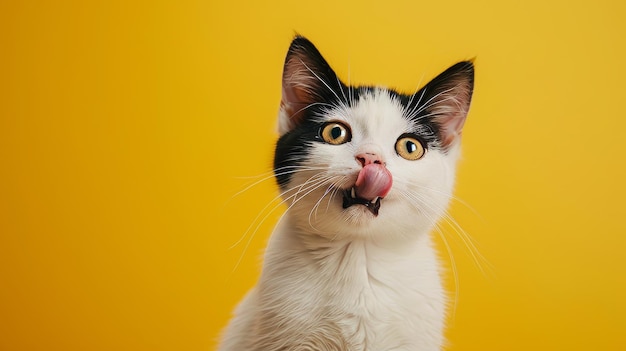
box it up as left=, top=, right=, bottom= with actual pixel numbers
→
left=354, top=164, right=393, bottom=201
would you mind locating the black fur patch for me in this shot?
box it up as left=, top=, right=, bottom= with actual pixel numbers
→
left=274, top=36, right=473, bottom=190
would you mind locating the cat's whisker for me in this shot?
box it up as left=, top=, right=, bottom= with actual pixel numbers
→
left=229, top=173, right=317, bottom=251
left=310, top=182, right=333, bottom=219
left=435, top=206, right=490, bottom=272
left=290, top=102, right=336, bottom=120
left=230, top=194, right=288, bottom=273
left=231, top=174, right=335, bottom=272
left=405, top=182, right=483, bottom=220
left=230, top=165, right=329, bottom=200
left=398, top=187, right=492, bottom=317
left=405, top=83, right=469, bottom=122
left=231, top=170, right=325, bottom=233
left=397, top=191, right=461, bottom=319
left=405, top=87, right=429, bottom=121
left=308, top=175, right=350, bottom=229
left=326, top=176, right=349, bottom=212
left=228, top=171, right=320, bottom=251
left=405, top=86, right=455, bottom=121
left=232, top=170, right=276, bottom=180
left=347, top=60, right=354, bottom=107
left=281, top=176, right=341, bottom=233
left=308, top=180, right=337, bottom=230
left=224, top=166, right=328, bottom=214
left=292, top=172, right=332, bottom=205
left=229, top=174, right=279, bottom=201
left=403, top=182, right=489, bottom=261
left=430, top=219, right=461, bottom=320
left=336, top=75, right=349, bottom=108
left=406, top=72, right=427, bottom=111
left=434, top=224, right=460, bottom=321
left=401, top=189, right=493, bottom=278
left=438, top=210, right=494, bottom=277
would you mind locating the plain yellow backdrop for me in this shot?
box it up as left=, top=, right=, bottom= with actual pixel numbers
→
left=1, top=0, right=625, bottom=350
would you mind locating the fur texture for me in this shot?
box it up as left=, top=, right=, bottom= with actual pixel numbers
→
left=219, top=36, right=474, bottom=351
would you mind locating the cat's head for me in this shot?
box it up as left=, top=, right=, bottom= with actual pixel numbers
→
left=274, top=36, right=473, bottom=240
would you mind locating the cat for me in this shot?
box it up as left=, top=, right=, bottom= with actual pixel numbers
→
left=219, top=36, right=474, bottom=351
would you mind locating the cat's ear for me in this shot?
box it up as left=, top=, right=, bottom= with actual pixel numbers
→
left=279, top=36, right=342, bottom=135
left=413, top=61, right=474, bottom=148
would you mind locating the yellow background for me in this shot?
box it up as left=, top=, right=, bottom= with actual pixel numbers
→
left=1, top=0, right=625, bottom=350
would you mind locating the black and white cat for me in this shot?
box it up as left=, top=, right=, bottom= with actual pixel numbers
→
left=219, top=36, right=474, bottom=351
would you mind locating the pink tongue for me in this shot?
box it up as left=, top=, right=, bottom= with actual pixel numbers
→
left=354, top=164, right=393, bottom=201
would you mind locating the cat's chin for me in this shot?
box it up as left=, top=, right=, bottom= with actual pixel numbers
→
left=342, top=187, right=383, bottom=217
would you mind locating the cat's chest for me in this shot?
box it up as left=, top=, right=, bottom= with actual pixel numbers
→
left=262, top=236, right=442, bottom=350
left=326, top=281, right=417, bottom=350
left=263, top=268, right=410, bottom=350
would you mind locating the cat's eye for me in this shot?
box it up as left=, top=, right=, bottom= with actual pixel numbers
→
left=320, top=122, right=351, bottom=145
left=395, top=135, right=425, bottom=160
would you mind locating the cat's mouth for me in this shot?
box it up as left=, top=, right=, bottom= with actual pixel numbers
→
left=340, top=163, right=393, bottom=217
left=342, top=187, right=383, bottom=216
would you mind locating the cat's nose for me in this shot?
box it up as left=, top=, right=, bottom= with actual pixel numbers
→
left=356, top=152, right=383, bottom=167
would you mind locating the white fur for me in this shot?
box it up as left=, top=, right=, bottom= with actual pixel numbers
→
left=220, top=89, right=462, bottom=351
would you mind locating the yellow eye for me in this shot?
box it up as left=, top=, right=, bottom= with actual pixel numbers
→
left=396, top=135, right=425, bottom=160
left=320, top=122, right=351, bottom=145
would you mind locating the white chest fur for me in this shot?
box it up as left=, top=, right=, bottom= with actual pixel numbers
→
left=219, top=217, right=446, bottom=351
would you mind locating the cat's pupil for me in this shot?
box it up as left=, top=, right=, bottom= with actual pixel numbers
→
left=331, top=126, right=343, bottom=140
left=406, top=141, right=417, bottom=153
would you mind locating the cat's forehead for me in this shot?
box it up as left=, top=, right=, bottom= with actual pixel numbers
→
left=330, top=88, right=410, bottom=138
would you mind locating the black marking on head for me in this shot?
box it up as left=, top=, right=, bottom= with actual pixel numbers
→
left=274, top=119, right=323, bottom=189
left=390, top=90, right=443, bottom=150
left=403, top=61, right=475, bottom=150
left=280, top=36, right=350, bottom=133
left=274, top=36, right=474, bottom=188
left=275, top=35, right=350, bottom=189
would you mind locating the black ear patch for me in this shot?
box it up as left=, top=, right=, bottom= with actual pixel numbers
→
left=279, top=36, right=345, bottom=134
left=407, top=61, right=474, bottom=148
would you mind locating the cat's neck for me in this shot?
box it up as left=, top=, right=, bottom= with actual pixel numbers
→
left=265, top=215, right=434, bottom=272
left=259, top=216, right=440, bottom=305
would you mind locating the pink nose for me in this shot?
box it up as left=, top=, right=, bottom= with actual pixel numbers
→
left=356, top=152, right=383, bottom=167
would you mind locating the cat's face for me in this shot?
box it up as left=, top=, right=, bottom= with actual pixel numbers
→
left=274, top=37, right=473, bottom=240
